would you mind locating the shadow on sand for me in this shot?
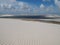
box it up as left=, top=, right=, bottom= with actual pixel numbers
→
left=0, top=17, right=60, bottom=25
left=20, top=18, right=60, bottom=25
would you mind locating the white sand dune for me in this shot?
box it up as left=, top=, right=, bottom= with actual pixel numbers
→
left=0, top=18, right=60, bottom=45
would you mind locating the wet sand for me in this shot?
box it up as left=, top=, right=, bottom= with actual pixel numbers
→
left=0, top=18, right=60, bottom=45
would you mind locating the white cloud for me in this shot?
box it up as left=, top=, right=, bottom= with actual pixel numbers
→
left=0, top=1, right=34, bottom=14
left=55, top=0, right=58, bottom=4
left=40, top=4, right=45, bottom=8
left=0, top=0, right=16, bottom=2
left=40, top=4, right=46, bottom=12
left=0, top=0, right=60, bottom=15
left=18, top=2, right=30, bottom=10
left=55, top=0, right=60, bottom=8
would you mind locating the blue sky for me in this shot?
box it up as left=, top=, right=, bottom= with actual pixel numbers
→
left=16, top=0, right=55, bottom=6
left=17, top=0, right=42, bottom=5
left=0, top=0, right=60, bottom=15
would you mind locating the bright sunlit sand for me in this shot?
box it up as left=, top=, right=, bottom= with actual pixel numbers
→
left=0, top=18, right=60, bottom=45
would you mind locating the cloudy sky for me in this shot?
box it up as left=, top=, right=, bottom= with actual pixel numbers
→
left=17, top=0, right=55, bottom=6
left=0, top=0, right=60, bottom=15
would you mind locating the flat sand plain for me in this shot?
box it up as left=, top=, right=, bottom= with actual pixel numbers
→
left=0, top=18, right=60, bottom=45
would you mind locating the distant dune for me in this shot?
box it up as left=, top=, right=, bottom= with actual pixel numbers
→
left=0, top=18, right=60, bottom=45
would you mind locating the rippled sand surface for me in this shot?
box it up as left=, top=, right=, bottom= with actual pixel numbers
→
left=0, top=18, right=60, bottom=45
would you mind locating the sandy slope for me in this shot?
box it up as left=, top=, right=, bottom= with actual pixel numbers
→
left=0, top=18, right=60, bottom=45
